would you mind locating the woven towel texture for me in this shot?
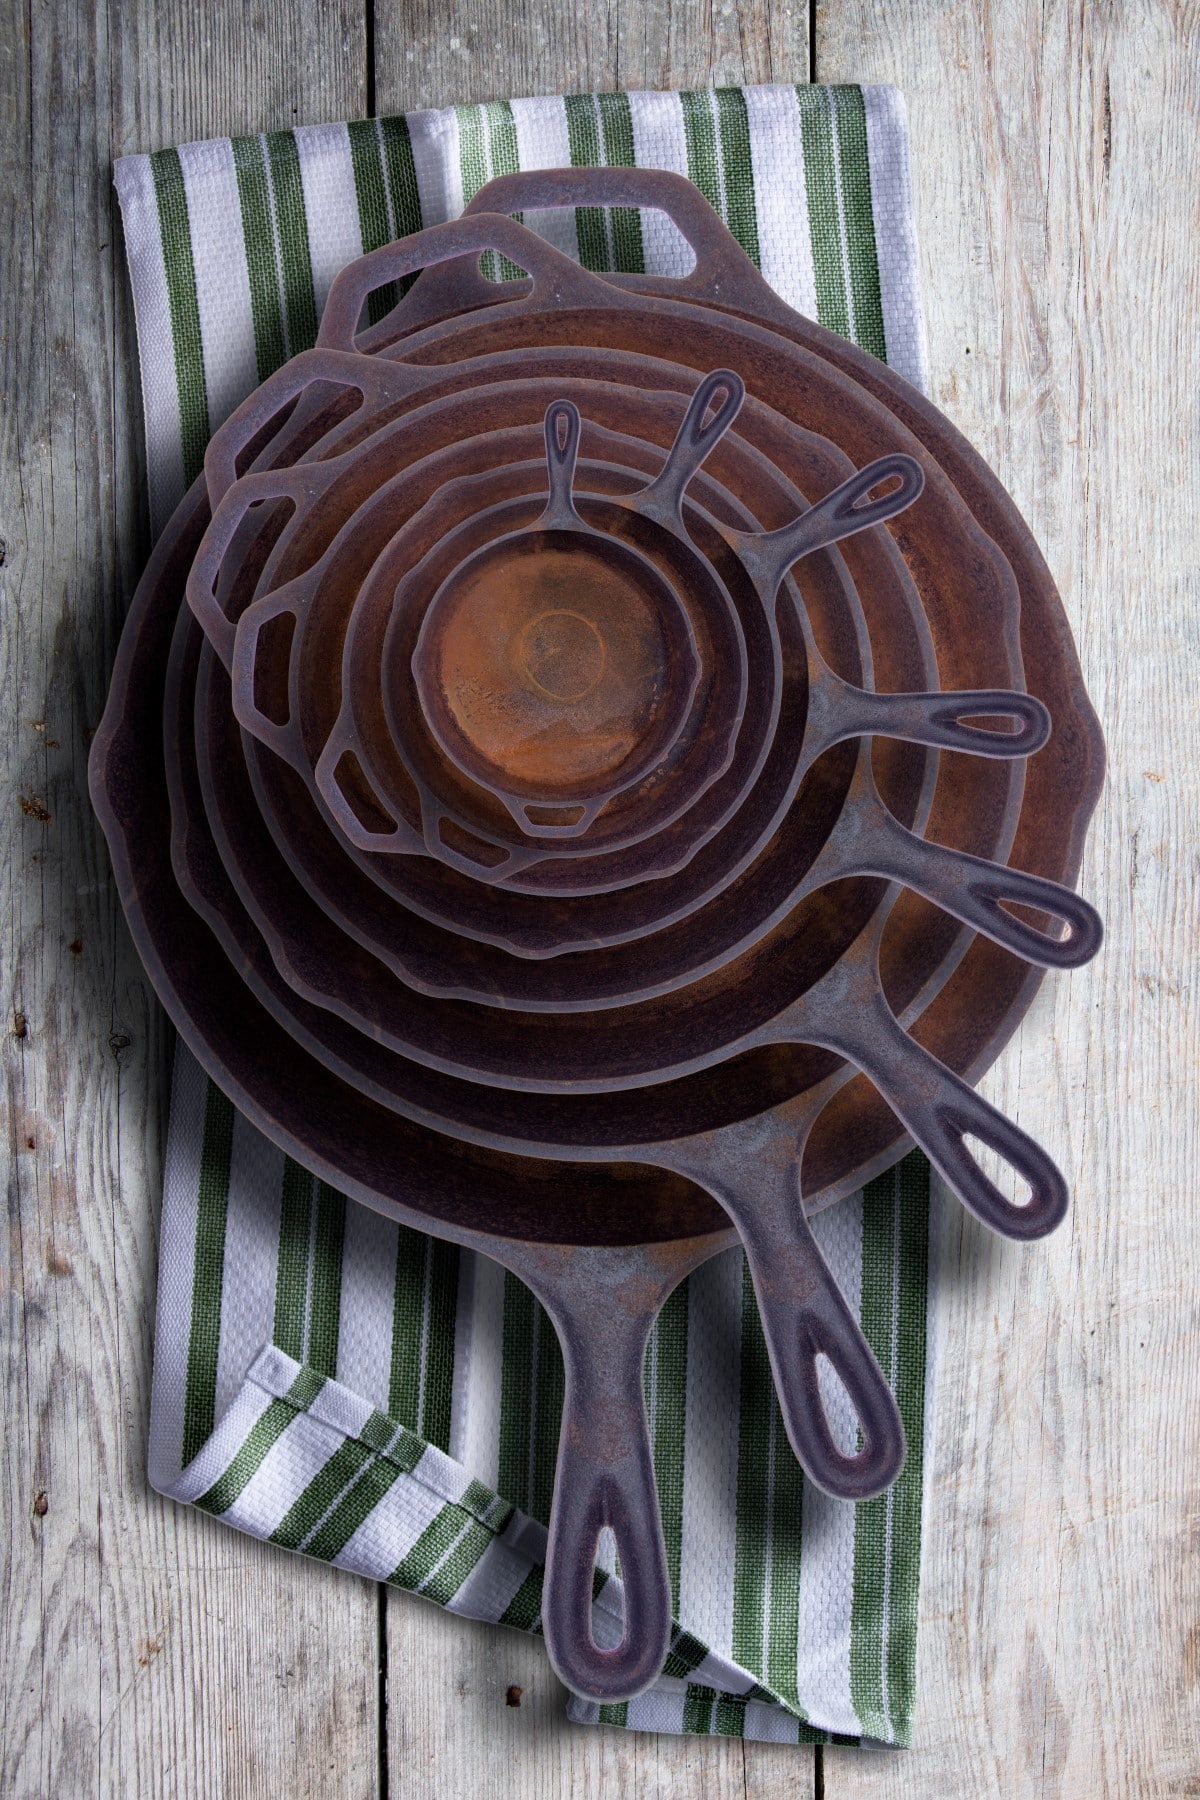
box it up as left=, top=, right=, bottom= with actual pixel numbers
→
left=115, top=81, right=936, bottom=1747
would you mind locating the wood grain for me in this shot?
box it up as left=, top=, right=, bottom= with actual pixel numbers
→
left=0, top=3, right=380, bottom=1795
left=383, top=1600, right=814, bottom=1798
left=816, top=2, right=1200, bottom=1795
left=374, top=0, right=810, bottom=116
left=371, top=13, right=818, bottom=1793
left=5, top=0, right=1196, bottom=1792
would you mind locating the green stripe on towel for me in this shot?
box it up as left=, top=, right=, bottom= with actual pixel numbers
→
left=148, top=148, right=210, bottom=485
left=119, top=86, right=935, bottom=1747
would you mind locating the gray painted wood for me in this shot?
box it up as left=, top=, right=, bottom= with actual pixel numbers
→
left=816, top=3, right=1200, bottom=1796
left=0, top=3, right=380, bottom=1795
left=371, top=22, right=821, bottom=1795
left=4, top=0, right=1195, bottom=1793
left=375, top=0, right=809, bottom=113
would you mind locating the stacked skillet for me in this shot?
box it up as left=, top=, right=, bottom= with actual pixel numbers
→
left=91, top=170, right=1104, bottom=1703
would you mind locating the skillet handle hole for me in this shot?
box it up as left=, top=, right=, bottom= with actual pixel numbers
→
left=814, top=1351, right=862, bottom=1458
left=962, top=1132, right=1035, bottom=1210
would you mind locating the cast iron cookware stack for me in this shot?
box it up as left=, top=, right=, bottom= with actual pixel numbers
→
left=91, top=169, right=1104, bottom=1703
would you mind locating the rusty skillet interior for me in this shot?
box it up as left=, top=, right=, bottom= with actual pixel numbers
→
left=204, top=403, right=897, bottom=953
left=405, top=404, right=710, bottom=847
left=196, top=362, right=1016, bottom=962
left=368, top=382, right=915, bottom=877
left=397, top=510, right=707, bottom=856
left=333, top=457, right=741, bottom=877
left=207, top=364, right=944, bottom=918
left=294, top=403, right=934, bottom=901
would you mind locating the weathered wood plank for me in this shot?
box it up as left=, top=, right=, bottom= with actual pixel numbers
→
left=385, top=1596, right=829, bottom=1798
left=816, top=3, right=1200, bottom=1795
left=0, top=3, right=380, bottom=1795
left=375, top=0, right=809, bottom=114
left=9, top=0, right=1191, bottom=1792
left=372, top=10, right=819, bottom=1794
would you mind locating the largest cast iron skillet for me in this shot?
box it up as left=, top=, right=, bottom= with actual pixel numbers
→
left=93, top=199, right=1105, bottom=1704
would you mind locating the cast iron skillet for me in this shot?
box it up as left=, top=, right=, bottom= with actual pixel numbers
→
left=92, top=194, right=1105, bottom=1704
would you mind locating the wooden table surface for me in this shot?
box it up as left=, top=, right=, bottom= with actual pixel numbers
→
left=3, top=2, right=1198, bottom=1794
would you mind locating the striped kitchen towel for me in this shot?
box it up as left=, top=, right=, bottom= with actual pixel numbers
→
left=116, top=84, right=939, bottom=1747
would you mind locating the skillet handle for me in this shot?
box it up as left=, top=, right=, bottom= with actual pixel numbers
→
left=186, top=465, right=322, bottom=667
left=813, top=987, right=1071, bottom=1241
left=663, top=1135, right=904, bottom=1500
left=202, top=346, right=428, bottom=504
left=229, top=585, right=308, bottom=768
left=538, top=398, right=584, bottom=529
left=462, top=166, right=770, bottom=304
left=733, top=453, right=925, bottom=600
left=734, top=1183, right=906, bottom=1499
left=831, top=800, right=1104, bottom=971
left=805, top=681, right=1052, bottom=761
left=638, top=368, right=746, bottom=519
left=319, top=213, right=602, bottom=353
left=313, top=705, right=426, bottom=856
left=503, top=1242, right=686, bottom=1703
left=543, top=1315, right=672, bottom=1701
